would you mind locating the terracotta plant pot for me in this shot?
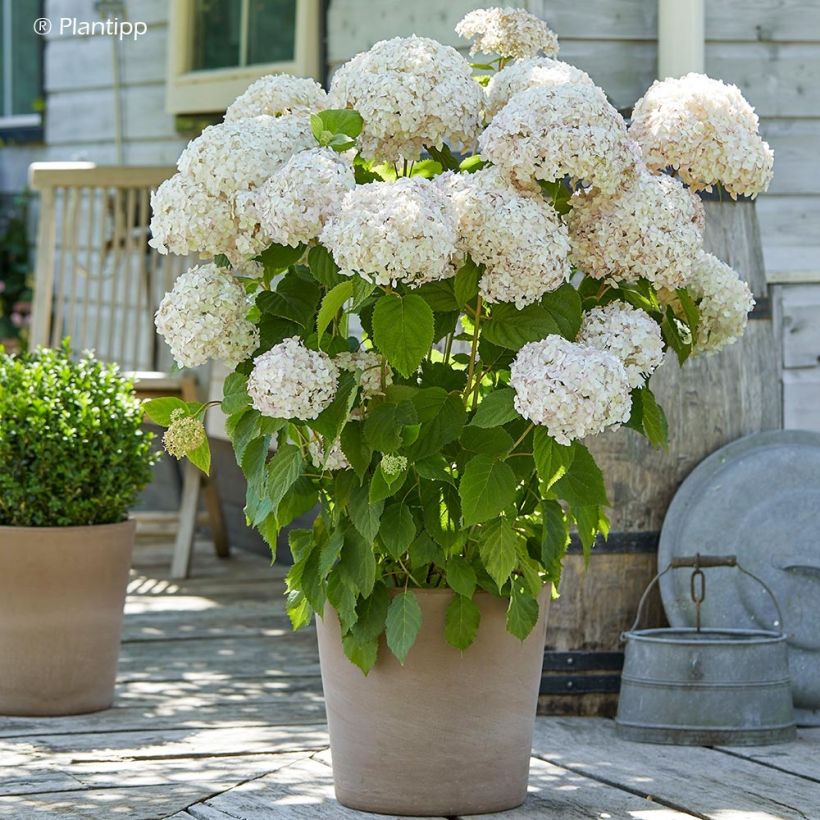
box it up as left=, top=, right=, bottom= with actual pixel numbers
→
left=0, top=520, right=135, bottom=715
left=316, top=588, right=549, bottom=816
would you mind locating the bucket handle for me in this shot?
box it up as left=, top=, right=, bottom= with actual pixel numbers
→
left=623, top=553, right=786, bottom=640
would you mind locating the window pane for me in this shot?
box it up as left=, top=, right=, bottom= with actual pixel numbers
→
left=11, top=0, right=43, bottom=115
left=193, top=0, right=241, bottom=70
left=248, top=0, right=296, bottom=65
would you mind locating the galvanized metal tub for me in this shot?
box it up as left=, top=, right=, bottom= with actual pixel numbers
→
left=616, top=627, right=795, bottom=745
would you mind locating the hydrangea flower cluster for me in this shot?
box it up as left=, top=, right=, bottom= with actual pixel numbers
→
left=442, top=166, right=571, bottom=308
left=630, top=73, right=774, bottom=198
left=485, top=57, right=594, bottom=118
left=567, top=168, right=705, bottom=290
left=154, top=263, right=259, bottom=368
left=320, top=177, right=459, bottom=287
left=247, top=337, right=339, bottom=420
left=163, top=410, right=206, bottom=459
left=334, top=350, right=390, bottom=398
left=224, top=75, right=328, bottom=121
left=308, top=438, right=350, bottom=471
left=685, top=252, right=756, bottom=354
left=456, top=7, right=559, bottom=59
left=149, top=174, right=237, bottom=259
left=178, top=115, right=315, bottom=198
left=578, top=302, right=666, bottom=388
left=252, top=148, right=356, bottom=247
left=328, top=36, right=484, bottom=162
left=479, top=84, right=636, bottom=194
left=510, top=336, right=632, bottom=445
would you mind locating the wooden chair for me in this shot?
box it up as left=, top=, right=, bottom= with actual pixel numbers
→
left=27, top=162, right=229, bottom=578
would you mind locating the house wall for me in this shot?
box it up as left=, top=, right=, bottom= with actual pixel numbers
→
left=1, top=0, right=819, bottom=431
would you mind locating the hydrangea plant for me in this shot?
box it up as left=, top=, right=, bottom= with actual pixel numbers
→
left=144, top=8, right=770, bottom=672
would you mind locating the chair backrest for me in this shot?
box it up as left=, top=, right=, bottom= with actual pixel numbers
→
left=28, top=163, right=190, bottom=372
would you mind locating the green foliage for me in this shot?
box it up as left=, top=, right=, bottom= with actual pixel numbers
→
left=148, top=118, right=705, bottom=672
left=0, top=343, right=157, bottom=526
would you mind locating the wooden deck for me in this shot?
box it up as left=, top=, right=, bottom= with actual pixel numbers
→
left=2, top=540, right=819, bottom=819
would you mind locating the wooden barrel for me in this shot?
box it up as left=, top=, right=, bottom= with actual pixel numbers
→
left=540, top=197, right=781, bottom=717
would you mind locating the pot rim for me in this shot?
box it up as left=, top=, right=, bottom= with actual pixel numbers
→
left=0, top=518, right=136, bottom=534
left=624, top=627, right=787, bottom=646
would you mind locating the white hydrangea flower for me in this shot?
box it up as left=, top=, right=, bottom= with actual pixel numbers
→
left=479, top=84, right=636, bottom=194
left=320, top=177, right=459, bottom=288
left=485, top=56, right=594, bottom=119
left=685, top=252, right=755, bottom=354
left=381, top=453, right=408, bottom=476
left=149, top=173, right=237, bottom=258
left=441, top=166, right=571, bottom=308
left=163, top=410, right=207, bottom=459
left=225, top=74, right=327, bottom=121
left=629, top=73, right=774, bottom=198
left=568, top=167, right=705, bottom=290
left=577, top=301, right=665, bottom=389
left=247, top=337, right=339, bottom=419
left=177, top=115, right=314, bottom=197
left=308, top=438, right=350, bottom=471
left=155, top=263, right=259, bottom=369
left=328, top=36, right=484, bottom=162
left=510, top=335, right=631, bottom=445
left=334, top=349, right=391, bottom=398
left=455, top=7, right=559, bottom=59
left=253, top=148, right=356, bottom=247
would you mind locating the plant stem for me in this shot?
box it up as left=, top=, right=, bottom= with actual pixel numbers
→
left=509, top=422, right=534, bottom=453
left=464, top=295, right=483, bottom=404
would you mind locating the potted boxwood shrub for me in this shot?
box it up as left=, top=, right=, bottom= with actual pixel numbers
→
left=145, top=7, right=770, bottom=814
left=0, top=342, right=156, bottom=716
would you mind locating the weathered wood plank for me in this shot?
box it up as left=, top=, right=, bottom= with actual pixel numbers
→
left=760, top=119, right=820, bottom=196
left=460, top=757, right=698, bottom=819
left=0, top=769, right=83, bottom=797
left=7, top=723, right=328, bottom=760
left=0, top=783, right=220, bottom=820
left=716, top=729, right=820, bottom=784
left=784, top=368, right=820, bottom=432
left=0, top=692, right=325, bottom=739
left=115, top=633, right=321, bottom=682
left=45, top=84, right=177, bottom=146
left=706, top=42, right=820, bottom=118
left=532, top=717, right=820, bottom=819
left=706, top=0, right=820, bottom=42
left=44, top=25, right=169, bottom=93
left=189, top=756, right=443, bottom=819
left=781, top=285, right=820, bottom=368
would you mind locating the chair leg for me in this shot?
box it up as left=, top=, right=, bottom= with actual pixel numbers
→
left=203, top=471, right=230, bottom=559
left=171, top=460, right=201, bottom=579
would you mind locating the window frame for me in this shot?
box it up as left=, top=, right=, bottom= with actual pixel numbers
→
left=166, top=0, right=321, bottom=115
left=0, top=0, right=44, bottom=142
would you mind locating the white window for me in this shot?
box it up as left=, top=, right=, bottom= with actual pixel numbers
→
left=0, top=0, right=43, bottom=136
left=166, top=0, right=321, bottom=114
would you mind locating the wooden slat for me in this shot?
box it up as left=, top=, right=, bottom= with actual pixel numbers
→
left=532, top=717, right=820, bottom=819
left=460, top=758, right=698, bottom=819
left=784, top=368, right=820, bottom=432
left=706, top=0, right=820, bottom=42
left=29, top=163, right=175, bottom=190
left=705, top=42, right=820, bottom=118
left=781, top=285, right=820, bottom=367
left=715, top=730, right=820, bottom=783
left=187, top=756, right=443, bottom=820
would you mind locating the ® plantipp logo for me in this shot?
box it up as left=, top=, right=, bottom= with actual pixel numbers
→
left=32, top=17, right=148, bottom=41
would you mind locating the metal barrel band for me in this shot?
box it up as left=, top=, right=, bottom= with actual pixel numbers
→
left=623, top=553, right=786, bottom=639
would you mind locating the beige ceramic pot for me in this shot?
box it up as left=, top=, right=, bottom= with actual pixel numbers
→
left=0, top=520, right=135, bottom=715
left=316, top=587, right=549, bottom=816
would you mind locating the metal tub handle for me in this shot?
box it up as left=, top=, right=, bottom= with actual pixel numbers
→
left=623, top=553, right=786, bottom=639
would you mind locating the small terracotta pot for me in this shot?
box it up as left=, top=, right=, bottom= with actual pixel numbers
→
left=316, top=587, right=549, bottom=816
left=0, top=520, right=135, bottom=715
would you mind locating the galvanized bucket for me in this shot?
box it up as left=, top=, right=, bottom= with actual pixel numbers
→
left=616, top=555, right=796, bottom=746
